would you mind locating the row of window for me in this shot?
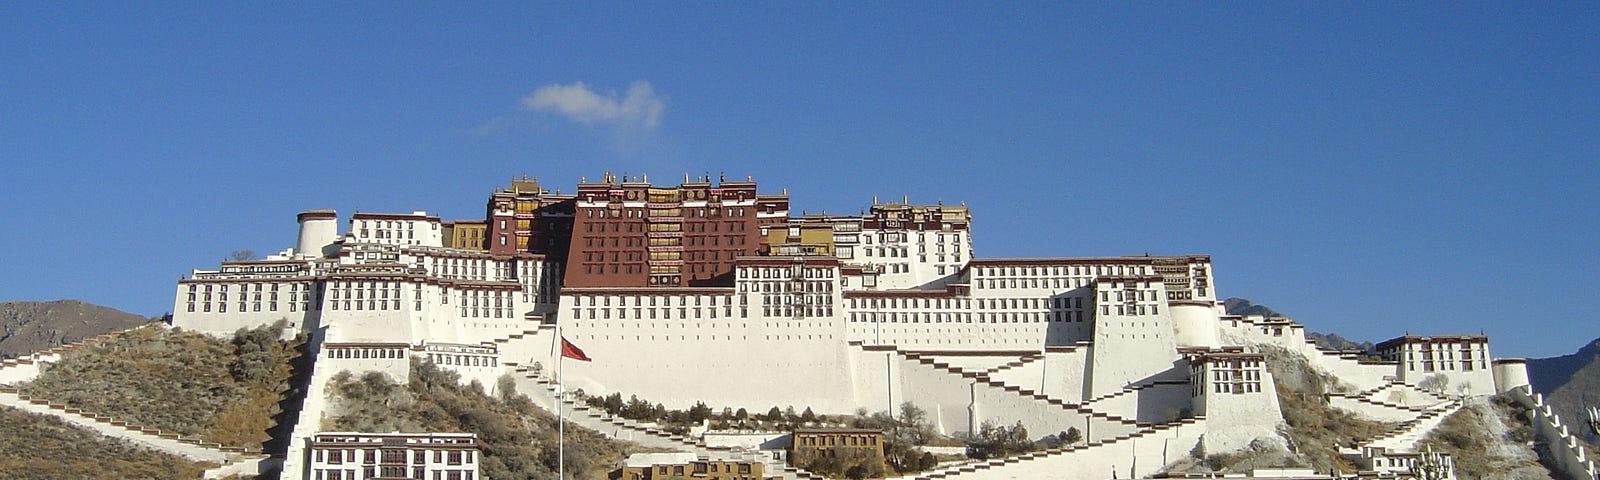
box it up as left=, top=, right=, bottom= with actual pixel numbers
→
left=325, top=346, right=405, bottom=360
left=847, top=295, right=1086, bottom=311
left=189, top=282, right=308, bottom=294
left=737, top=267, right=836, bottom=279
left=187, top=298, right=315, bottom=314
left=316, top=447, right=471, bottom=465
left=761, top=294, right=833, bottom=306
left=313, top=468, right=473, bottom=480
left=974, top=264, right=1158, bottom=278
left=584, top=206, right=749, bottom=218
left=423, top=256, right=513, bottom=282
left=740, top=280, right=834, bottom=294
left=574, top=306, right=737, bottom=320
left=428, top=353, right=498, bottom=368
left=849, top=311, right=1087, bottom=323
left=582, top=294, right=732, bottom=307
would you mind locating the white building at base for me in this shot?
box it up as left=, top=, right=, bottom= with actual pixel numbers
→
left=308, top=432, right=479, bottom=480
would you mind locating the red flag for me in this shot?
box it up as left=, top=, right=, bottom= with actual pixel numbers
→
left=560, top=337, right=592, bottom=362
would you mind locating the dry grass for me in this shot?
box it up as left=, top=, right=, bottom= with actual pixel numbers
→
left=20, top=322, right=300, bottom=449
left=1262, top=346, right=1398, bottom=474
left=1417, top=396, right=1548, bottom=480
left=0, top=406, right=214, bottom=479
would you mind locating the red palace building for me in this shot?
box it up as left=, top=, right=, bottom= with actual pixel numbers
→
left=484, top=176, right=576, bottom=258
left=562, top=172, right=789, bottom=288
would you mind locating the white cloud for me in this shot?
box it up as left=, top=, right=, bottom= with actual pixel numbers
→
left=520, top=80, right=664, bottom=129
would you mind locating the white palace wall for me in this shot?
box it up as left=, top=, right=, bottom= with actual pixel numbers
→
left=1086, top=276, right=1184, bottom=398
left=1040, top=345, right=1092, bottom=402
left=845, top=346, right=902, bottom=417
left=173, top=276, right=325, bottom=337
left=979, top=344, right=1091, bottom=403
left=1218, top=316, right=1396, bottom=392
left=890, top=352, right=1141, bottom=441
left=319, top=343, right=410, bottom=384
left=555, top=287, right=858, bottom=413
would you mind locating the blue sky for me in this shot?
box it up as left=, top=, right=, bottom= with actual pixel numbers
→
left=1, top=3, right=1594, bottom=358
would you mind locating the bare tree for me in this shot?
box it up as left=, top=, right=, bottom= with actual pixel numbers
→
left=229, top=249, right=258, bottom=261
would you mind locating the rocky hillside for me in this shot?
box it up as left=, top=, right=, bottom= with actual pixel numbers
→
left=1527, top=337, right=1600, bottom=443
left=1222, top=298, right=1373, bottom=352
left=0, top=300, right=153, bottom=359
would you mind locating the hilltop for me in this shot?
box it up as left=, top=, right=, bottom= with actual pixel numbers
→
left=1528, top=337, right=1600, bottom=443
left=0, top=300, right=153, bottom=359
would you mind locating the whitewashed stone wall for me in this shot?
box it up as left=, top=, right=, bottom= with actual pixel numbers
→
left=1506, top=386, right=1599, bottom=480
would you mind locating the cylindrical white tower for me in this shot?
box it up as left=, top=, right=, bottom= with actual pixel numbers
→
left=1171, top=302, right=1222, bottom=348
left=296, top=210, right=339, bottom=258
left=1493, top=358, right=1531, bottom=394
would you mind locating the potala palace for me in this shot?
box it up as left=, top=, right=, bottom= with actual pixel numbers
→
left=168, top=174, right=1581, bottom=480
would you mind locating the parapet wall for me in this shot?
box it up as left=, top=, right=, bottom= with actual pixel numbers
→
left=1506, top=386, right=1598, bottom=480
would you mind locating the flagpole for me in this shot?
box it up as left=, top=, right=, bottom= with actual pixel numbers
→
left=559, top=335, right=566, bottom=480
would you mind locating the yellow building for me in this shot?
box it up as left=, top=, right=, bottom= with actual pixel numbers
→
left=791, top=429, right=885, bottom=460
left=790, top=429, right=887, bottom=478
left=444, top=220, right=487, bottom=251
left=763, top=221, right=838, bottom=257
left=619, top=452, right=768, bottom=480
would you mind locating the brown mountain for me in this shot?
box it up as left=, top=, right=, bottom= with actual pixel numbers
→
left=1528, top=337, right=1600, bottom=443
left=0, top=300, right=153, bottom=359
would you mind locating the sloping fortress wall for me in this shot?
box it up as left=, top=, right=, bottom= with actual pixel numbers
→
left=169, top=174, right=1530, bottom=479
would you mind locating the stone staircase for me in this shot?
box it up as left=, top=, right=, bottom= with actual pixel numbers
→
left=263, top=334, right=317, bottom=459
left=1328, top=391, right=1429, bottom=414
left=481, top=324, right=556, bottom=368
left=1361, top=400, right=1463, bottom=454
left=1, top=323, right=293, bottom=477
left=1364, top=380, right=1453, bottom=406
left=0, top=386, right=245, bottom=463
left=891, top=348, right=1149, bottom=431
left=979, top=352, right=1044, bottom=375
left=887, top=417, right=1206, bottom=480
left=505, top=363, right=824, bottom=480
left=1078, top=380, right=1191, bottom=410
left=899, top=350, right=1033, bottom=377
left=0, top=324, right=153, bottom=385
